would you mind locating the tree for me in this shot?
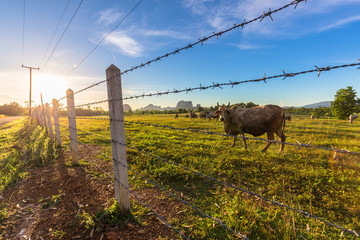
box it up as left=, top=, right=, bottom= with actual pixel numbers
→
left=331, top=86, right=358, bottom=120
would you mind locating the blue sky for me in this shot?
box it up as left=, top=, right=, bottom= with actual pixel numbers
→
left=1, top=0, right=360, bottom=110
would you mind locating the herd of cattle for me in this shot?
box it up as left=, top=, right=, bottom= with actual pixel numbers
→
left=173, top=103, right=358, bottom=152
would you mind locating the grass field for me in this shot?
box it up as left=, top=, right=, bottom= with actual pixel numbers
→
left=55, top=113, right=360, bottom=239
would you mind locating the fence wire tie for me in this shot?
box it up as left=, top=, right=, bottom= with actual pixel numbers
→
left=315, top=65, right=331, bottom=77
left=282, top=70, right=294, bottom=80
left=260, top=8, right=273, bottom=22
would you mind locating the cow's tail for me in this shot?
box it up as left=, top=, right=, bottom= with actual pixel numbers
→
left=282, top=111, right=286, bottom=134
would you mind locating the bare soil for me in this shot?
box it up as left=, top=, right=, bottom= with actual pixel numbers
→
left=0, top=146, right=187, bottom=240
left=0, top=117, right=22, bottom=127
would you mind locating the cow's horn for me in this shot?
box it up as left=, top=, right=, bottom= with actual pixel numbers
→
left=217, top=102, right=220, bottom=107
left=227, top=102, right=230, bottom=107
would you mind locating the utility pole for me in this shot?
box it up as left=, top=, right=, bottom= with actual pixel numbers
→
left=22, top=65, right=39, bottom=117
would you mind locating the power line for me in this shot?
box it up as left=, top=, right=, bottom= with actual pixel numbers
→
left=22, top=0, right=26, bottom=62
left=42, top=0, right=84, bottom=71
left=40, top=0, right=71, bottom=65
left=63, top=0, right=144, bottom=79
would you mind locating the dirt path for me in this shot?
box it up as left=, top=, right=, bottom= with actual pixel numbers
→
left=0, top=117, right=22, bottom=126
left=0, top=146, right=188, bottom=240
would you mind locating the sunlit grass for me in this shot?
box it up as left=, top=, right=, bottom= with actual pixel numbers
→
left=58, top=114, right=360, bottom=239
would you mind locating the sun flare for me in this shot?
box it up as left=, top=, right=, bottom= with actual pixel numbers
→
left=33, top=75, right=67, bottom=105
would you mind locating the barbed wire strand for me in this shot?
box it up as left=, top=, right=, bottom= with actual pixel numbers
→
left=65, top=117, right=360, bottom=156
left=59, top=132, right=189, bottom=239
left=64, top=134, right=248, bottom=239
left=57, top=0, right=307, bottom=101
left=59, top=124, right=359, bottom=237
left=65, top=62, right=360, bottom=109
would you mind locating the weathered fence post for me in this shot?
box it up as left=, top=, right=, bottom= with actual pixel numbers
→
left=40, top=93, right=48, bottom=130
left=36, top=106, right=42, bottom=126
left=52, top=99, right=62, bottom=146
left=46, top=103, right=54, bottom=138
left=106, top=64, right=130, bottom=212
left=66, top=89, right=79, bottom=164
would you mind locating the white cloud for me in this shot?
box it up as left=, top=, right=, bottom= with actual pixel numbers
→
left=105, top=32, right=142, bottom=57
left=96, top=8, right=122, bottom=26
left=320, top=15, right=360, bottom=31
left=141, top=30, right=191, bottom=40
left=182, top=0, right=360, bottom=38
left=183, top=0, right=215, bottom=15
left=235, top=43, right=265, bottom=50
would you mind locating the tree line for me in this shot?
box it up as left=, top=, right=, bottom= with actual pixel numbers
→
left=0, top=86, right=357, bottom=119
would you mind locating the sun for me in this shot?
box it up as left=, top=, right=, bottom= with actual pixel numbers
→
left=32, top=74, right=67, bottom=105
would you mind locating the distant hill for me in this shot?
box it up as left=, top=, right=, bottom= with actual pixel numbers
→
left=123, top=104, right=132, bottom=112
left=137, top=100, right=200, bottom=111
left=302, top=101, right=331, bottom=108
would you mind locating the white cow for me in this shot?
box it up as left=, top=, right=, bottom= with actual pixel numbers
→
left=349, top=114, right=358, bottom=124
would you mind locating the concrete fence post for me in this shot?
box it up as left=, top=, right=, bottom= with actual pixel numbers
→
left=40, top=93, right=48, bottom=131
left=52, top=99, right=62, bottom=146
left=66, top=89, right=79, bottom=164
left=36, top=106, right=42, bottom=126
left=106, top=64, right=130, bottom=212
left=46, top=103, right=54, bottom=139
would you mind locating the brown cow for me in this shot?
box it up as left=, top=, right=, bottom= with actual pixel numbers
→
left=189, top=111, right=197, bottom=119
left=285, top=114, right=292, bottom=122
left=215, top=102, right=286, bottom=153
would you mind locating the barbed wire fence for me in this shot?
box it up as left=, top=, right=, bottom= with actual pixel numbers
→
left=30, top=0, right=360, bottom=238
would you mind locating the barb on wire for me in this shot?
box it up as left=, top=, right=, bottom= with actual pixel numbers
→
left=260, top=8, right=274, bottom=22
left=315, top=65, right=331, bottom=77
left=61, top=0, right=307, bottom=98
left=60, top=125, right=359, bottom=237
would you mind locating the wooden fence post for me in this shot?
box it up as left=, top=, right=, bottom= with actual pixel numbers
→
left=46, top=103, right=54, bottom=138
left=52, top=99, right=62, bottom=146
left=66, top=89, right=79, bottom=164
left=106, top=64, right=130, bottom=212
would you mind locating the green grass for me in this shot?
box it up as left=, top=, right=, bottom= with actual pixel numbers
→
left=59, top=114, right=360, bottom=239
left=0, top=118, right=57, bottom=191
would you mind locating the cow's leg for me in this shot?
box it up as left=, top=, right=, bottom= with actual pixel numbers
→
left=262, top=132, right=274, bottom=153
left=241, top=133, right=247, bottom=150
left=230, top=136, right=236, bottom=147
left=275, top=128, right=286, bottom=152
left=279, top=133, right=286, bottom=152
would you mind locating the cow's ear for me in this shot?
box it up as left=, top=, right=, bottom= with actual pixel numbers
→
left=214, top=110, right=220, bottom=116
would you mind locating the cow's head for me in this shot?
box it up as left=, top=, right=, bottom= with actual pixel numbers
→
left=215, top=102, right=230, bottom=122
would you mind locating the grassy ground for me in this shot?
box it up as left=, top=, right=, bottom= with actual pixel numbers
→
left=57, top=114, right=359, bottom=239
left=0, top=118, right=57, bottom=192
